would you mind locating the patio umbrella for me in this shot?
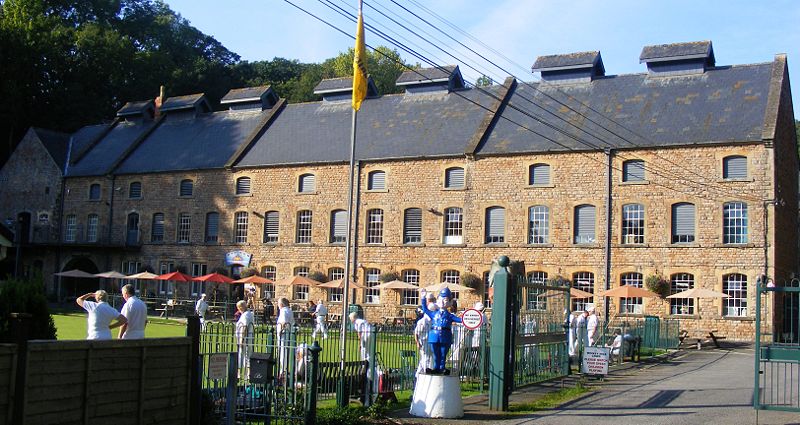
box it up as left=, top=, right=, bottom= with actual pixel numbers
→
left=94, top=271, right=127, bottom=279
left=317, top=278, right=365, bottom=289
left=423, top=282, right=475, bottom=293
left=376, top=280, right=420, bottom=290
left=156, top=271, right=194, bottom=281
left=602, top=285, right=660, bottom=298
left=666, top=288, right=730, bottom=299
left=54, top=269, right=98, bottom=278
left=570, top=287, right=594, bottom=299
left=232, top=275, right=274, bottom=284
left=194, top=272, right=234, bottom=283
left=124, top=271, right=159, bottom=280
left=273, top=275, right=323, bottom=286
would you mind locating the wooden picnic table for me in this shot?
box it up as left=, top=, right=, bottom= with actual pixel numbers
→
left=383, top=316, right=408, bottom=325
left=680, top=329, right=726, bottom=349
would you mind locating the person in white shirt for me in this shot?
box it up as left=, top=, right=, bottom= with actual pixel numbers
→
left=312, top=299, right=328, bottom=339
left=235, top=300, right=254, bottom=377
left=587, top=307, right=599, bottom=346
left=118, top=284, right=147, bottom=339
left=195, top=293, right=209, bottom=328
left=276, top=297, right=295, bottom=378
left=349, top=312, right=371, bottom=361
left=413, top=297, right=434, bottom=375
left=76, top=290, right=126, bottom=340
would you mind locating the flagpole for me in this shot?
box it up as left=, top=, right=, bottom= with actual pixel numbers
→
left=339, top=0, right=366, bottom=407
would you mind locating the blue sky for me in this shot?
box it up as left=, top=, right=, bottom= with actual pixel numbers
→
left=166, top=0, right=799, bottom=116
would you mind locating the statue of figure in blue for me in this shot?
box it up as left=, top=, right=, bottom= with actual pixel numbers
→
left=420, top=287, right=462, bottom=375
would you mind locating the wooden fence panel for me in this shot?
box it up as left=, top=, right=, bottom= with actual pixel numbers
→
left=0, top=344, right=17, bottom=425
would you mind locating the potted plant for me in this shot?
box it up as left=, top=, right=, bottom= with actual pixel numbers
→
left=645, top=274, right=670, bottom=298
left=461, top=273, right=482, bottom=290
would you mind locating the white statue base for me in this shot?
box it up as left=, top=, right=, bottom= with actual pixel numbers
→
left=409, top=374, right=464, bottom=418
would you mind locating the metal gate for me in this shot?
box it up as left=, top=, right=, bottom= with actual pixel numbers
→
left=488, top=256, right=570, bottom=410
left=754, top=280, right=800, bottom=412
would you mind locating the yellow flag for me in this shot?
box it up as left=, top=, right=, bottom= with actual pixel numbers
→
left=352, top=3, right=367, bottom=111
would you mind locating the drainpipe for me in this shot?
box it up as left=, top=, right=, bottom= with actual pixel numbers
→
left=107, top=174, right=116, bottom=271
left=604, top=149, right=614, bottom=321
left=351, top=160, right=363, bottom=301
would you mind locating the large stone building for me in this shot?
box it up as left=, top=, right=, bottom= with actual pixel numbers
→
left=1, top=41, right=796, bottom=340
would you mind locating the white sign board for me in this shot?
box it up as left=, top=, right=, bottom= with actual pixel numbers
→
left=581, top=346, right=610, bottom=375
left=208, top=353, right=228, bottom=380
left=461, top=308, right=484, bottom=330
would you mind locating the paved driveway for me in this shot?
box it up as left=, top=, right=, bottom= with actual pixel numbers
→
left=523, top=348, right=799, bottom=425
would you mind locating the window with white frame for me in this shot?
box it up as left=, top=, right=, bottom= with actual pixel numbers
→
left=298, top=174, right=316, bottom=193
left=179, top=179, right=193, bottom=197
left=296, top=210, right=312, bottom=243
left=723, top=274, right=747, bottom=317
left=294, top=284, right=309, bottom=301
left=527, top=271, right=548, bottom=310
left=670, top=273, right=694, bottom=315
left=401, top=269, right=420, bottom=305
left=528, top=163, right=551, bottom=185
left=366, top=209, right=384, bottom=244
left=191, top=263, right=207, bottom=296
left=572, top=272, right=594, bottom=311
left=403, top=208, right=422, bottom=244
left=234, top=212, right=248, bottom=243
left=177, top=213, right=191, bottom=243
left=205, top=212, right=218, bottom=243
left=151, top=213, right=165, bottom=242
left=368, top=170, right=386, bottom=190
left=328, top=267, right=345, bottom=302
left=329, top=210, right=347, bottom=244
left=528, top=205, right=549, bottom=244
left=723, top=202, right=748, bottom=244
left=441, top=269, right=461, bottom=299
left=159, top=262, right=176, bottom=294
left=671, top=203, right=695, bottom=243
left=482, top=272, right=492, bottom=309
left=86, top=214, right=99, bottom=242
left=89, top=183, right=101, bottom=200
left=573, top=205, right=596, bottom=244
left=263, top=211, right=279, bottom=243
left=294, top=267, right=309, bottom=277
left=723, top=155, right=747, bottom=180
left=622, top=204, right=645, bottom=244
left=444, top=167, right=465, bottom=189
left=65, top=215, right=77, bottom=242
left=622, top=160, right=645, bottom=182
left=620, top=272, right=644, bottom=314
left=129, top=182, right=142, bottom=199
left=235, top=177, right=251, bottom=195
left=485, top=206, right=505, bottom=243
left=443, top=207, right=463, bottom=244
left=365, top=268, right=381, bottom=304
left=261, top=266, right=276, bottom=299
left=121, top=261, right=142, bottom=293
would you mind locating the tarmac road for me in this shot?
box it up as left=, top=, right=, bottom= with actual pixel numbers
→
left=519, top=348, right=799, bottom=425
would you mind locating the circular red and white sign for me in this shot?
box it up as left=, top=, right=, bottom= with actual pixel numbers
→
left=461, top=308, right=484, bottom=330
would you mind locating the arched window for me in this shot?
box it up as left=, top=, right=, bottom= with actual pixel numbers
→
left=723, top=155, right=747, bottom=179
left=401, top=269, right=420, bottom=305
left=444, top=167, right=465, bottom=189
left=328, top=267, right=345, bottom=302
left=234, top=212, right=248, bottom=243
left=622, top=160, right=645, bottom=182
left=366, top=209, right=384, bottom=244
left=129, top=182, right=142, bottom=199
left=89, top=183, right=101, bottom=200
left=443, top=207, right=463, bottom=244
left=365, top=268, right=381, bottom=304
left=670, top=273, right=694, bottom=315
left=235, top=177, right=251, bottom=195
left=620, top=272, right=644, bottom=314
left=179, top=179, right=193, bottom=197
left=296, top=210, right=313, bottom=243
left=572, top=272, right=594, bottom=311
left=526, top=271, right=548, bottom=310
left=368, top=170, right=386, bottom=190
left=528, top=163, right=551, bottom=185
left=298, top=173, right=316, bottom=193
left=723, top=202, right=748, bottom=244
left=723, top=274, right=747, bottom=317
left=622, top=204, right=645, bottom=244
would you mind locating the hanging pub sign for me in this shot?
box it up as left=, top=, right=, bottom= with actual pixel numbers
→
left=225, top=250, right=252, bottom=267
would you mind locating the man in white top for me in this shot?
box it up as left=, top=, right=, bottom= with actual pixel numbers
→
left=195, top=293, right=209, bottom=328
left=235, top=300, right=255, bottom=377
left=276, top=297, right=295, bottom=378
left=587, top=306, right=599, bottom=346
left=312, top=299, right=328, bottom=339
left=76, top=290, right=127, bottom=340
left=118, top=284, right=147, bottom=339
left=349, top=312, right=371, bottom=361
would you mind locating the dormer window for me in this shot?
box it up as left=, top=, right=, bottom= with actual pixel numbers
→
left=640, top=41, right=715, bottom=77
left=396, top=65, right=466, bottom=94
left=532, top=51, right=604, bottom=83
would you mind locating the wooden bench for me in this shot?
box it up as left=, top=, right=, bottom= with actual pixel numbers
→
left=317, top=360, right=368, bottom=401
left=680, top=329, right=726, bottom=349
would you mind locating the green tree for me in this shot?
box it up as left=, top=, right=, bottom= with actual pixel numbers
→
left=0, top=276, right=58, bottom=342
left=475, top=75, right=493, bottom=87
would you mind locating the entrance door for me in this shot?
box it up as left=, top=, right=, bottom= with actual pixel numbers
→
left=17, top=212, right=31, bottom=244
left=127, top=213, right=140, bottom=245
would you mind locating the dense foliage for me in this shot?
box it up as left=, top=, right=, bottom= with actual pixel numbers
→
left=0, top=276, right=57, bottom=342
left=0, top=0, right=416, bottom=166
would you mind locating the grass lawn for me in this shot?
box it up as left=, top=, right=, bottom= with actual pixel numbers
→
left=53, top=312, right=188, bottom=340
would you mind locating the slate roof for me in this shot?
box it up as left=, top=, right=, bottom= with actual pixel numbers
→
left=482, top=62, right=773, bottom=155
left=32, top=128, right=71, bottom=171
left=160, top=94, right=210, bottom=112
left=114, top=109, right=269, bottom=174
left=68, top=120, right=152, bottom=176
left=236, top=86, right=502, bottom=166
left=117, top=100, right=154, bottom=117
left=640, top=41, right=714, bottom=64
left=532, top=51, right=602, bottom=71
left=396, top=65, right=458, bottom=85
left=221, top=86, right=272, bottom=103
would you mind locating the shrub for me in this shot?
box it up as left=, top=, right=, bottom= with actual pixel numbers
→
left=0, top=276, right=57, bottom=342
left=308, top=270, right=328, bottom=283
left=379, top=271, right=400, bottom=282
left=240, top=267, right=258, bottom=278
left=547, top=275, right=571, bottom=286
left=461, top=273, right=482, bottom=289
left=316, top=406, right=368, bottom=425
left=645, top=274, right=670, bottom=298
